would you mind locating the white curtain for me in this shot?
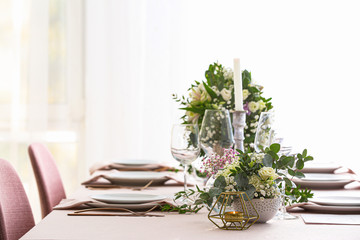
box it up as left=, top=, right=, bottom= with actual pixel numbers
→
left=85, top=0, right=360, bottom=172
left=0, top=0, right=84, bottom=222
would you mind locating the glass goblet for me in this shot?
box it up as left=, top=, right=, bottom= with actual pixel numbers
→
left=171, top=124, right=200, bottom=193
left=254, top=112, right=275, bottom=153
left=199, top=109, right=234, bottom=157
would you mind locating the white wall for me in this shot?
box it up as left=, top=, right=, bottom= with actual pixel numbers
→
left=85, top=0, right=360, bottom=172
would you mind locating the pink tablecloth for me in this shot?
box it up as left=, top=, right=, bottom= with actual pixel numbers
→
left=21, top=185, right=360, bottom=240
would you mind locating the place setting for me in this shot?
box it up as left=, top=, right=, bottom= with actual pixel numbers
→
left=82, top=157, right=191, bottom=190
left=53, top=191, right=173, bottom=217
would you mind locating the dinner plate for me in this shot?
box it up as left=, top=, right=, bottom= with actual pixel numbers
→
left=112, top=159, right=160, bottom=166
left=103, top=171, right=169, bottom=185
left=86, top=202, right=160, bottom=210
left=310, top=196, right=360, bottom=206
left=293, top=173, right=353, bottom=189
left=301, top=163, right=341, bottom=173
left=293, top=178, right=353, bottom=189
left=301, top=204, right=360, bottom=214
left=301, top=173, right=351, bottom=181
left=91, top=193, right=167, bottom=204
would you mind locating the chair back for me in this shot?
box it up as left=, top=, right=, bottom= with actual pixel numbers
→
left=28, top=143, right=66, bottom=218
left=0, top=159, right=35, bottom=240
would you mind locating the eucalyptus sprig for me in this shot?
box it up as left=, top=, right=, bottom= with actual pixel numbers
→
left=161, top=187, right=206, bottom=214
left=262, top=143, right=314, bottom=202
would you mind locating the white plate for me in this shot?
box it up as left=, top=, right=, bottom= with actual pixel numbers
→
left=301, top=173, right=351, bottom=182
left=86, top=202, right=160, bottom=210
left=293, top=178, right=353, bottom=189
left=111, top=159, right=160, bottom=166
left=301, top=204, right=360, bottom=213
left=310, top=196, right=360, bottom=206
left=301, top=163, right=340, bottom=173
left=103, top=171, right=169, bottom=186
left=91, top=193, right=167, bottom=204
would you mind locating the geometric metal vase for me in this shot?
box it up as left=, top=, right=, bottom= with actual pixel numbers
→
left=208, top=191, right=259, bottom=230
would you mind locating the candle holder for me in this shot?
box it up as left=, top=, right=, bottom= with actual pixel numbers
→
left=208, top=191, right=259, bottom=231
left=232, top=111, right=246, bottom=152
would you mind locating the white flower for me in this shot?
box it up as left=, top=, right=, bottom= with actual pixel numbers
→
left=224, top=68, right=233, bottom=80
left=185, top=111, right=200, bottom=124
left=211, top=86, right=220, bottom=96
left=258, top=100, right=266, bottom=110
left=243, top=89, right=250, bottom=100
left=189, top=83, right=211, bottom=104
left=248, top=101, right=259, bottom=113
left=258, top=167, right=279, bottom=181
left=220, top=88, right=232, bottom=101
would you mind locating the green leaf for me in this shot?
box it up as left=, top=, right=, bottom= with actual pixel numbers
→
left=295, top=171, right=305, bottom=178
left=202, top=81, right=217, bottom=99
left=284, top=177, right=293, bottom=187
left=277, top=156, right=292, bottom=169
left=288, top=169, right=296, bottom=176
left=296, top=159, right=304, bottom=170
left=304, top=156, right=314, bottom=162
left=179, top=107, right=205, bottom=114
left=302, top=149, right=307, bottom=157
left=234, top=173, right=249, bottom=188
left=214, top=176, right=226, bottom=188
left=209, top=187, right=222, bottom=197
left=267, top=151, right=279, bottom=161
left=245, top=185, right=256, bottom=199
left=270, top=143, right=281, bottom=153
left=263, top=154, right=273, bottom=167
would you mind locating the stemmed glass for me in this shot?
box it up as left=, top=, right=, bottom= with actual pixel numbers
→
left=254, top=112, right=275, bottom=153
left=199, top=109, right=234, bottom=157
left=274, top=139, right=297, bottom=220
left=199, top=109, right=234, bottom=204
left=171, top=124, right=200, bottom=194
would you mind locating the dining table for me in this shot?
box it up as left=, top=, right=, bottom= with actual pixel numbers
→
left=21, top=179, right=360, bottom=240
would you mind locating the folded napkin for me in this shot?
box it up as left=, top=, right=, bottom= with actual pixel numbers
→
left=301, top=214, right=360, bottom=225
left=53, top=198, right=174, bottom=211
left=89, top=162, right=177, bottom=175
left=82, top=170, right=194, bottom=187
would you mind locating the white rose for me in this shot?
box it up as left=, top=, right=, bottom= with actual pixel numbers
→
left=248, top=101, right=259, bottom=112
left=258, top=167, right=279, bottom=181
left=220, top=88, right=232, bottom=101
left=243, top=89, right=250, bottom=100
left=258, top=100, right=266, bottom=110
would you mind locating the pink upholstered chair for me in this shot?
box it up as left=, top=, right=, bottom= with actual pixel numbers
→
left=28, top=143, right=66, bottom=218
left=0, top=159, right=35, bottom=240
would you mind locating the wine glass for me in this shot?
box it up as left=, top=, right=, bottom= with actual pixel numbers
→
left=199, top=109, right=234, bottom=157
left=254, top=112, right=275, bottom=153
left=273, top=138, right=297, bottom=220
left=171, top=124, right=200, bottom=194
left=199, top=109, right=234, bottom=209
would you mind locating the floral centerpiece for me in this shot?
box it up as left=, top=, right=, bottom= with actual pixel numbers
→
left=173, top=62, right=273, bottom=149
left=162, top=143, right=314, bottom=215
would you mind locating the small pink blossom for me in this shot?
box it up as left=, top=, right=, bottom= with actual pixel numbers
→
left=200, top=148, right=238, bottom=177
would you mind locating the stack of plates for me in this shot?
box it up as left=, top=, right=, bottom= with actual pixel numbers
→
left=103, top=171, right=170, bottom=186
left=293, top=173, right=353, bottom=189
left=301, top=196, right=360, bottom=213
left=88, top=193, right=167, bottom=210
left=112, top=159, right=160, bottom=170
left=300, top=163, right=341, bottom=173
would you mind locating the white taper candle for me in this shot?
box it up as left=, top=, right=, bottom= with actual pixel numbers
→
left=234, top=58, right=243, bottom=111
